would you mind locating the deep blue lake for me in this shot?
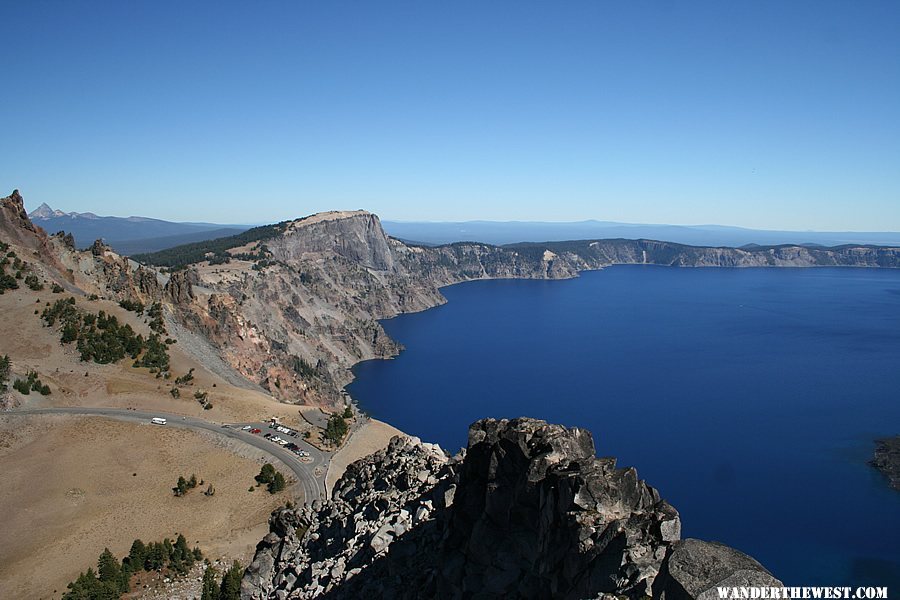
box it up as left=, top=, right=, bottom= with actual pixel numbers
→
left=347, top=266, right=900, bottom=587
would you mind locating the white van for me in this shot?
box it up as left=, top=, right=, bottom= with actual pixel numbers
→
left=151, top=417, right=167, bottom=425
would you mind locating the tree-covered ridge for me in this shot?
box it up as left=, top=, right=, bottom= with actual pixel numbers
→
left=41, top=297, right=171, bottom=374
left=131, top=221, right=290, bottom=269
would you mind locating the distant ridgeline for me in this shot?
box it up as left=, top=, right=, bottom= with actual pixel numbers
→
left=133, top=221, right=900, bottom=272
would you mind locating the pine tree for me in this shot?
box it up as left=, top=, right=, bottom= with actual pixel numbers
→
left=0, top=355, right=10, bottom=390
left=97, top=547, right=129, bottom=593
left=200, top=565, right=221, bottom=600
left=163, top=537, right=174, bottom=560
left=219, top=561, right=243, bottom=600
left=125, top=539, right=147, bottom=572
left=255, top=463, right=276, bottom=485
left=171, top=534, right=193, bottom=573
left=62, top=568, right=106, bottom=600
left=268, top=471, right=286, bottom=494
left=145, top=542, right=166, bottom=570
left=97, top=548, right=119, bottom=583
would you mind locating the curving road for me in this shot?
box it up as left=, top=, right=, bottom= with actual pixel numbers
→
left=4, top=407, right=328, bottom=502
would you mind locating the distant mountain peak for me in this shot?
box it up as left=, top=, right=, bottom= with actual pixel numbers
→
left=29, top=202, right=67, bottom=219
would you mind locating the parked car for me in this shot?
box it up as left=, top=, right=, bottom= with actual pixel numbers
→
left=241, top=425, right=251, bottom=430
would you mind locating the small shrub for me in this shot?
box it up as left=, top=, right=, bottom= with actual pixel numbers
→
left=24, top=273, right=43, bottom=291
left=118, top=299, right=144, bottom=314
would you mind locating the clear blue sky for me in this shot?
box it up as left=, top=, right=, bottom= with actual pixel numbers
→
left=1, top=1, right=899, bottom=230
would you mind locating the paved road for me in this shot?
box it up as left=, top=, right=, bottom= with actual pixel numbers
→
left=5, top=407, right=328, bottom=502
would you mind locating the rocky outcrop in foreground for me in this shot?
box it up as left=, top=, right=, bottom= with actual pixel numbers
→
left=871, top=436, right=900, bottom=491
left=243, top=418, right=780, bottom=599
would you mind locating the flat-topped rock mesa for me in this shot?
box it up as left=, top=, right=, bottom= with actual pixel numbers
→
left=271, top=211, right=396, bottom=271
left=242, top=417, right=781, bottom=599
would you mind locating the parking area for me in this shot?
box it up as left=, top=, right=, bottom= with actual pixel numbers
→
left=230, top=419, right=317, bottom=462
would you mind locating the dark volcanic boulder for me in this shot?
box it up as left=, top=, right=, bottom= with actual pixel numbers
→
left=439, top=418, right=681, bottom=598
left=653, top=539, right=782, bottom=600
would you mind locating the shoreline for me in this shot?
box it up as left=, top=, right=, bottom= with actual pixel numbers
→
left=339, top=263, right=900, bottom=434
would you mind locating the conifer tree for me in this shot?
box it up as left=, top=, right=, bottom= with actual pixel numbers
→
left=200, top=565, right=221, bottom=600
left=219, top=561, right=243, bottom=600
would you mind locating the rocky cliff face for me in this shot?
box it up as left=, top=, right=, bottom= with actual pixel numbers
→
left=158, top=210, right=900, bottom=407
left=242, top=418, right=780, bottom=599
left=0, top=189, right=193, bottom=314
left=266, top=211, right=397, bottom=272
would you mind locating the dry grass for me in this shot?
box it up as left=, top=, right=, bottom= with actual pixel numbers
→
left=0, top=288, right=297, bottom=423
left=0, top=414, right=288, bottom=600
left=0, top=270, right=410, bottom=599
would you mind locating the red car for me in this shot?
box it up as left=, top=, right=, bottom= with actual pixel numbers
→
left=251, top=428, right=262, bottom=434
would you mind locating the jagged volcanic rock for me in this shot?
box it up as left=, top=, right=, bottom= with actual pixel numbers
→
left=165, top=268, right=196, bottom=304
left=133, top=266, right=163, bottom=299
left=243, top=418, right=777, bottom=599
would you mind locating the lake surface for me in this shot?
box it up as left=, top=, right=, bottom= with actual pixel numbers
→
left=347, top=266, right=900, bottom=587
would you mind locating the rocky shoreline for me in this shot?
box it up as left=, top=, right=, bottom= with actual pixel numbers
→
left=242, top=418, right=781, bottom=599
left=871, top=436, right=900, bottom=491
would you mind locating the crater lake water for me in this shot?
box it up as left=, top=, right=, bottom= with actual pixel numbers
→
left=347, top=266, right=900, bottom=586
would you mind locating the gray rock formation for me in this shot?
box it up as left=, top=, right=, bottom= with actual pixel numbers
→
left=90, top=238, right=108, bottom=256
left=266, top=211, right=396, bottom=272
left=0, top=190, right=36, bottom=233
left=132, top=266, right=162, bottom=299
left=242, top=418, right=778, bottom=599
left=871, top=436, right=900, bottom=491
left=53, top=230, right=76, bottom=250
left=653, top=540, right=782, bottom=600
left=165, top=268, right=195, bottom=304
